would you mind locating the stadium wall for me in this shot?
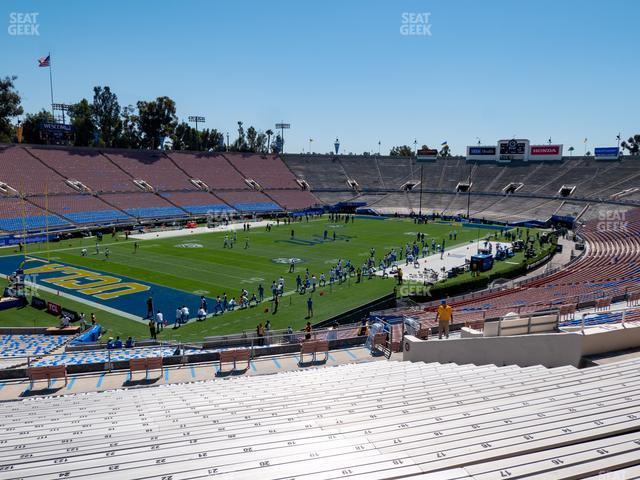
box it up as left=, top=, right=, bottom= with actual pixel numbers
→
left=402, top=332, right=583, bottom=368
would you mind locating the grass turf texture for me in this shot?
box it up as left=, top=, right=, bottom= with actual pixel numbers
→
left=0, top=218, right=538, bottom=342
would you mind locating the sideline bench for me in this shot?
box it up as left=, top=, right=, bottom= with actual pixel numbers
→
left=299, top=340, right=329, bottom=364
left=27, top=365, right=67, bottom=389
left=129, top=357, right=163, bottom=380
left=219, top=349, right=251, bottom=373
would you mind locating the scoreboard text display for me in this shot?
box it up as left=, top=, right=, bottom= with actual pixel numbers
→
left=498, top=139, right=529, bottom=161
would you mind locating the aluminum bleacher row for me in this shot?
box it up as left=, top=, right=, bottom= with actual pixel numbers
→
left=2, top=359, right=640, bottom=478
left=0, top=145, right=321, bottom=232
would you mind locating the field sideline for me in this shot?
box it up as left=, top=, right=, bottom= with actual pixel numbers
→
left=0, top=217, right=523, bottom=341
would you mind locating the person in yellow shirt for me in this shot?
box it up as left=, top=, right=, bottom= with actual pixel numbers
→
left=436, top=299, right=453, bottom=339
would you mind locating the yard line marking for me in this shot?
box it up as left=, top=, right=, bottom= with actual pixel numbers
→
left=190, top=366, right=196, bottom=378
left=96, top=372, right=106, bottom=388
left=272, top=358, right=282, bottom=369
left=250, top=361, right=257, bottom=372
left=164, top=368, right=169, bottom=381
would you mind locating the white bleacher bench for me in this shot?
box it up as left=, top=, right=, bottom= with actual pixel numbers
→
left=128, top=357, right=163, bottom=380
left=2, top=359, right=640, bottom=478
left=218, top=349, right=251, bottom=373
left=26, top=365, right=67, bottom=389
left=299, top=340, right=329, bottom=364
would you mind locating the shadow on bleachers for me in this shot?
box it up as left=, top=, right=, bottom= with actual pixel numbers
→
left=20, top=386, right=64, bottom=397
left=297, top=358, right=328, bottom=368
left=215, top=367, right=249, bottom=377
left=122, top=377, right=161, bottom=387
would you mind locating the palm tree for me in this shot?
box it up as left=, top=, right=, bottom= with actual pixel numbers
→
left=568, top=146, right=574, bottom=157
left=265, top=129, right=273, bottom=153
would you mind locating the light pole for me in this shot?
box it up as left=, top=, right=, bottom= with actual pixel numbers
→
left=51, top=103, right=71, bottom=124
left=378, top=140, right=381, bottom=156
left=275, top=122, right=290, bottom=154
left=308, top=138, right=313, bottom=154
left=226, top=132, right=230, bottom=151
left=188, top=116, right=205, bottom=150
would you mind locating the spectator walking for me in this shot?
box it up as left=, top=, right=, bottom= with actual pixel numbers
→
left=436, top=299, right=453, bottom=339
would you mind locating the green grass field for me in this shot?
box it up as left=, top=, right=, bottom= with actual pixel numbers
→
left=0, top=217, right=546, bottom=342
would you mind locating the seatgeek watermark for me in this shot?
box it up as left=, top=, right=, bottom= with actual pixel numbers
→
left=596, top=209, right=628, bottom=233
left=8, top=12, right=40, bottom=36
left=400, top=12, right=432, bottom=36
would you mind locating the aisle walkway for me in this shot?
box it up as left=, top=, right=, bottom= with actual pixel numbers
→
left=0, top=346, right=399, bottom=402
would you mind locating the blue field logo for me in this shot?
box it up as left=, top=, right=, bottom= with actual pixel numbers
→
left=0, top=256, right=214, bottom=322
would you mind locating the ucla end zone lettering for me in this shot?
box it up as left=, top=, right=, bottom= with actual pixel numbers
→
left=0, top=256, right=215, bottom=322
left=24, top=262, right=150, bottom=300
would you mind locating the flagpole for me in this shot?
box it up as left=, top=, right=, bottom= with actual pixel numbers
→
left=48, top=52, right=54, bottom=118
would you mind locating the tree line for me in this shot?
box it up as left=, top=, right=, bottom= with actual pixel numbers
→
left=0, top=76, right=281, bottom=153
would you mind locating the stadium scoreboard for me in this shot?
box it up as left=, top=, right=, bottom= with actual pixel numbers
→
left=498, top=139, right=529, bottom=161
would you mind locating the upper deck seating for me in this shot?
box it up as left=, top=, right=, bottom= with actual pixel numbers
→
left=26, top=146, right=138, bottom=192
left=225, top=153, right=300, bottom=189
left=0, top=145, right=74, bottom=195
left=103, top=150, right=195, bottom=191
left=168, top=152, right=250, bottom=190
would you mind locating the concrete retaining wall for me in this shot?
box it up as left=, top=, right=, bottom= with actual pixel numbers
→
left=403, top=332, right=583, bottom=368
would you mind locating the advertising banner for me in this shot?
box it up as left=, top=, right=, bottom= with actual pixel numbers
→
left=528, top=144, right=563, bottom=161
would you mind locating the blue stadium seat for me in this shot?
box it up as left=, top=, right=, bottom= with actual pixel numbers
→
left=182, top=204, right=235, bottom=215
left=64, top=210, right=132, bottom=224
left=0, top=215, right=69, bottom=232
left=232, top=202, right=281, bottom=212
left=124, top=206, right=186, bottom=218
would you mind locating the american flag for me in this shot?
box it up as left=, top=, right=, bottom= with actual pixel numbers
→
left=38, top=55, right=50, bottom=67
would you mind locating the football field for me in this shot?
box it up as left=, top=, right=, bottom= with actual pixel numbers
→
left=0, top=217, right=512, bottom=341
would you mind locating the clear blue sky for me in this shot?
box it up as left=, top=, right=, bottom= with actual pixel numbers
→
left=2, top=0, right=638, bottom=154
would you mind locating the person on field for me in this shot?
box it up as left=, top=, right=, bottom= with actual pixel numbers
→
left=307, top=297, right=313, bottom=318
left=155, top=310, right=164, bottom=332
left=436, top=299, right=453, bottom=339
left=146, top=297, right=154, bottom=319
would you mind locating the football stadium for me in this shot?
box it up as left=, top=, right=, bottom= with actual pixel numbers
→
left=1, top=1, right=640, bottom=478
